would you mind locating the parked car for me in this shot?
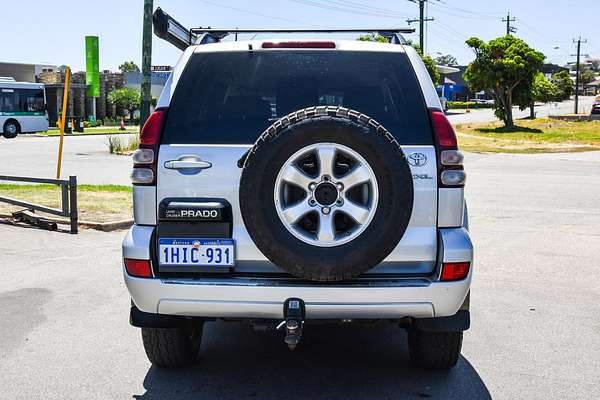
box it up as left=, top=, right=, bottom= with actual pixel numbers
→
left=122, top=8, right=472, bottom=370
left=591, top=103, right=600, bottom=115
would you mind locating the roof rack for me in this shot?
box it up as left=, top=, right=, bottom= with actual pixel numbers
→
left=153, top=8, right=415, bottom=51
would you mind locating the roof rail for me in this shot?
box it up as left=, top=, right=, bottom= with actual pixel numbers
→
left=153, top=8, right=414, bottom=50
left=190, top=28, right=415, bottom=35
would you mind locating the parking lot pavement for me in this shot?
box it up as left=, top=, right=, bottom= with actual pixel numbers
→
left=0, top=134, right=134, bottom=185
left=1, top=151, right=599, bottom=399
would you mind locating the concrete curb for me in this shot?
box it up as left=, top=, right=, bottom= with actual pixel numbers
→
left=0, top=212, right=133, bottom=232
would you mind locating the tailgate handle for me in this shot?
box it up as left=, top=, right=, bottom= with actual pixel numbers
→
left=164, top=157, right=212, bottom=170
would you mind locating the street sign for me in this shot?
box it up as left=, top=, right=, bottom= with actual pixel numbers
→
left=85, top=36, right=100, bottom=98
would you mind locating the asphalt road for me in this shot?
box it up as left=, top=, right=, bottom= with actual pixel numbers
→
left=1, top=150, right=599, bottom=399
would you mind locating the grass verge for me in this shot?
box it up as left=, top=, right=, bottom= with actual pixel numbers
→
left=0, top=184, right=132, bottom=223
left=454, top=118, right=600, bottom=153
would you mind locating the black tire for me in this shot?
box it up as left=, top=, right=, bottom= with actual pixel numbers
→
left=141, top=323, right=203, bottom=368
left=408, top=329, right=463, bottom=369
left=239, top=106, right=413, bottom=282
left=2, top=120, right=20, bottom=139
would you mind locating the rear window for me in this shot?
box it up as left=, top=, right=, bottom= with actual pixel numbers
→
left=163, top=50, right=432, bottom=145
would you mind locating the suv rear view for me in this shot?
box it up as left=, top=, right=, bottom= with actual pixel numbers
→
left=123, top=9, right=472, bottom=370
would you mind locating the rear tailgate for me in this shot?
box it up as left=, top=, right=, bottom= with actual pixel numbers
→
left=155, top=47, right=437, bottom=276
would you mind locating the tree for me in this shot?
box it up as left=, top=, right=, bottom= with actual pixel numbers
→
left=419, top=49, right=441, bottom=86
left=551, top=70, right=573, bottom=100
left=434, top=54, right=458, bottom=66
left=118, top=61, right=140, bottom=73
left=108, top=88, right=140, bottom=122
left=532, top=73, right=559, bottom=104
left=588, top=58, right=600, bottom=72
left=580, top=69, right=596, bottom=92
left=464, top=35, right=544, bottom=128
left=357, top=33, right=388, bottom=43
left=356, top=34, right=440, bottom=85
left=526, top=72, right=560, bottom=118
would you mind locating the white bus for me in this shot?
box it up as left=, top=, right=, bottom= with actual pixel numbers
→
left=0, top=78, right=49, bottom=138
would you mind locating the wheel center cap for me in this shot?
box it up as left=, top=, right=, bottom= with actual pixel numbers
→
left=314, top=182, right=338, bottom=206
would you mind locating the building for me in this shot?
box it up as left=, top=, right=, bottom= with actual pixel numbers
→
left=540, top=63, right=569, bottom=78
left=0, top=61, right=56, bottom=82
left=436, top=66, right=475, bottom=101
left=38, top=70, right=124, bottom=126
left=123, top=67, right=172, bottom=100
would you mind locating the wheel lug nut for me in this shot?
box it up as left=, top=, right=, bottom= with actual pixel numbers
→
left=322, top=207, right=330, bottom=215
left=309, top=199, right=316, bottom=206
left=336, top=199, right=343, bottom=206
left=309, top=183, right=317, bottom=190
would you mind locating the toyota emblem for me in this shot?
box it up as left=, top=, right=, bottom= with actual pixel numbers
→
left=408, top=152, right=427, bottom=167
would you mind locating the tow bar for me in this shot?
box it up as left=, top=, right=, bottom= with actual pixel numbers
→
left=277, top=298, right=305, bottom=351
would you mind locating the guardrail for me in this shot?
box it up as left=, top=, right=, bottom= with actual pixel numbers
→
left=0, top=175, right=78, bottom=234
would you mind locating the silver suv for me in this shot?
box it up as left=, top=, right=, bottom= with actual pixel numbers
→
left=122, top=9, right=472, bottom=370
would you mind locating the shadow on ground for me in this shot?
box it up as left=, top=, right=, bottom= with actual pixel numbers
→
left=134, top=321, right=490, bottom=400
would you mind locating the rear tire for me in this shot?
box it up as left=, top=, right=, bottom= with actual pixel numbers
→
left=2, top=120, right=20, bottom=139
left=408, top=328, right=463, bottom=369
left=141, top=323, right=204, bottom=368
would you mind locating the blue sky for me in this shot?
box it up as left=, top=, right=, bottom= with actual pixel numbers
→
left=1, top=0, right=598, bottom=71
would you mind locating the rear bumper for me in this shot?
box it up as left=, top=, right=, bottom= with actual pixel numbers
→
left=122, top=225, right=473, bottom=320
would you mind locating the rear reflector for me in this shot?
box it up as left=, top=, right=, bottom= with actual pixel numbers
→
left=140, top=109, right=167, bottom=146
left=440, top=262, right=470, bottom=281
left=440, top=170, right=467, bottom=186
left=130, top=168, right=154, bottom=184
left=262, top=41, right=336, bottom=49
left=124, top=258, right=153, bottom=278
left=430, top=110, right=457, bottom=148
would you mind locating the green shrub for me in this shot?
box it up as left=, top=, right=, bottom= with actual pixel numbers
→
left=107, top=135, right=139, bottom=154
left=447, top=101, right=495, bottom=109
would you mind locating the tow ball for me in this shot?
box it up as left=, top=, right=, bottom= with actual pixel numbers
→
left=277, top=298, right=306, bottom=351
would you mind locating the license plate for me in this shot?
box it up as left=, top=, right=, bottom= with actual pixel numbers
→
left=159, top=238, right=235, bottom=267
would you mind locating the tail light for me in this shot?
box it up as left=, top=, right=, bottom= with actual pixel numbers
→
left=430, top=109, right=466, bottom=187
left=124, top=258, right=153, bottom=278
left=440, top=262, right=470, bottom=281
left=262, top=41, right=336, bottom=49
left=131, top=109, right=168, bottom=185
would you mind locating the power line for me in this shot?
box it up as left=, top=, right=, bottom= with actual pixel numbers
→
left=197, top=0, right=325, bottom=28
left=435, top=0, right=501, bottom=18
left=288, top=0, right=407, bottom=19
left=502, top=12, right=517, bottom=35
left=427, top=1, right=497, bottom=20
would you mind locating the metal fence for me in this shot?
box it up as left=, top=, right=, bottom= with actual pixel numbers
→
left=0, top=175, right=78, bottom=234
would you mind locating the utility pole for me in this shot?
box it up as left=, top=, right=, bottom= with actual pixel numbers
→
left=572, top=37, right=588, bottom=114
left=140, top=0, right=153, bottom=130
left=407, top=0, right=434, bottom=52
left=502, top=12, right=516, bottom=35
